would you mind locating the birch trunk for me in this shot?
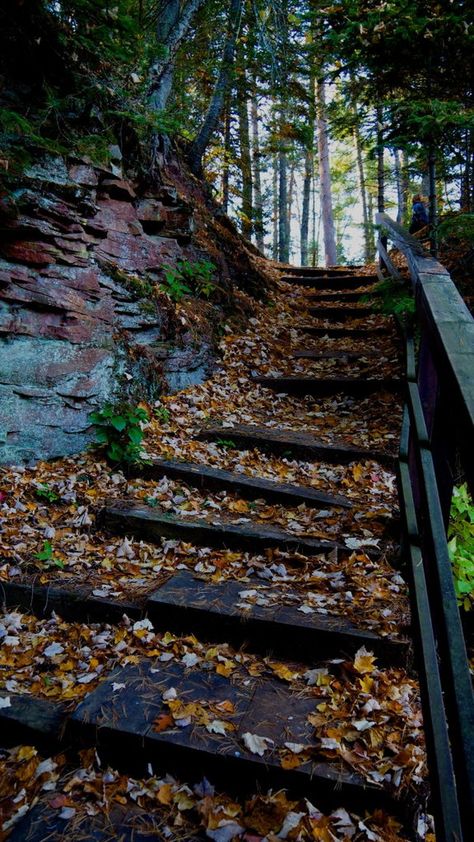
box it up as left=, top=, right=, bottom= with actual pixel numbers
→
left=149, top=0, right=205, bottom=112
left=237, top=53, right=253, bottom=240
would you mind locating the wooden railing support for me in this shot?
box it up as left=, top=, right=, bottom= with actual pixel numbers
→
left=376, top=213, right=474, bottom=842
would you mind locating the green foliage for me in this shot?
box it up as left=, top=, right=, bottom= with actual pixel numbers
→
left=154, top=406, right=171, bottom=423
left=35, top=484, right=59, bottom=504
left=216, top=438, right=237, bottom=450
left=89, top=402, right=149, bottom=464
left=161, top=259, right=217, bottom=301
left=362, top=278, right=415, bottom=318
left=448, top=484, right=474, bottom=612
left=438, top=214, right=474, bottom=245
left=34, top=541, right=65, bottom=569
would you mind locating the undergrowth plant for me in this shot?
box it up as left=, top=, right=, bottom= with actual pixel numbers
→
left=362, top=278, right=415, bottom=318
left=448, top=483, right=474, bottom=611
left=161, top=259, right=217, bottom=302
left=89, top=402, right=149, bottom=464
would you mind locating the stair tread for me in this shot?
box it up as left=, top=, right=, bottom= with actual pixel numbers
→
left=101, top=502, right=345, bottom=554
left=131, top=457, right=352, bottom=508
left=197, top=422, right=396, bottom=465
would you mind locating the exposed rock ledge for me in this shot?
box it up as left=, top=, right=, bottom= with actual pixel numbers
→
left=0, top=150, right=268, bottom=464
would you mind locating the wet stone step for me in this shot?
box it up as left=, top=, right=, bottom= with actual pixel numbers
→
left=100, top=503, right=345, bottom=555
left=129, top=457, right=352, bottom=509
left=197, top=423, right=396, bottom=466
left=67, top=658, right=396, bottom=814
left=146, top=571, right=407, bottom=665
left=251, top=375, right=404, bottom=397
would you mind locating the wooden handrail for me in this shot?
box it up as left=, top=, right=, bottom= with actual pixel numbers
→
left=375, top=213, right=474, bottom=842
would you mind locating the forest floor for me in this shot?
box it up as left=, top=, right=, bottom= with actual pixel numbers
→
left=0, top=267, right=435, bottom=842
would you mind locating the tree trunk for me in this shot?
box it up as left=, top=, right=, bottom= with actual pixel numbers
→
left=278, top=138, right=289, bottom=263
left=221, top=92, right=232, bottom=213
left=401, top=149, right=409, bottom=224
left=287, top=159, right=296, bottom=256
left=301, top=148, right=312, bottom=266
left=250, top=93, right=265, bottom=252
left=376, top=105, right=385, bottom=213
left=272, top=154, right=279, bottom=260
left=428, top=145, right=437, bottom=256
left=189, top=0, right=242, bottom=175
left=149, top=0, right=205, bottom=112
left=393, top=148, right=403, bottom=224
left=316, top=79, right=337, bottom=266
left=237, top=50, right=253, bottom=241
left=353, top=120, right=372, bottom=261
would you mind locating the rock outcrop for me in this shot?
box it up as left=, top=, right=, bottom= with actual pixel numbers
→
left=0, top=148, right=269, bottom=464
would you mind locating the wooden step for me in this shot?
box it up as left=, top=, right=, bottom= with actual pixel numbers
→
left=282, top=275, right=375, bottom=288
left=252, top=375, right=403, bottom=396
left=130, top=457, right=352, bottom=509
left=300, top=324, right=393, bottom=337
left=147, top=571, right=407, bottom=664
left=306, top=289, right=380, bottom=302
left=197, top=424, right=396, bottom=466
left=291, top=349, right=379, bottom=360
left=279, top=266, right=363, bottom=276
left=68, top=658, right=399, bottom=814
left=306, top=306, right=379, bottom=319
left=100, top=503, right=345, bottom=555
left=8, top=803, right=204, bottom=842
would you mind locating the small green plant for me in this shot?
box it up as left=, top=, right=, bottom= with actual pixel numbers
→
left=216, top=438, right=237, bottom=450
left=34, top=541, right=65, bottom=569
left=448, top=483, right=474, bottom=611
left=160, top=265, right=192, bottom=302
left=145, top=496, right=159, bottom=507
left=89, top=402, right=149, bottom=464
left=161, top=259, right=217, bottom=301
left=154, top=406, right=171, bottom=423
left=361, top=278, right=415, bottom=317
left=35, top=484, right=59, bottom=504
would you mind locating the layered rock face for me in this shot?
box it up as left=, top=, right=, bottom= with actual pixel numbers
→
left=0, top=150, right=238, bottom=464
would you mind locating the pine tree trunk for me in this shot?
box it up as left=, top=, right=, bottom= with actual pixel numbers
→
left=287, top=160, right=296, bottom=256
left=401, top=149, right=409, bottom=224
left=376, top=105, right=385, bottom=213
left=272, top=154, right=279, bottom=260
left=237, top=52, right=253, bottom=241
left=353, top=121, right=372, bottom=261
left=393, top=148, right=403, bottom=224
left=189, top=0, right=242, bottom=175
left=278, top=139, right=289, bottom=263
left=316, top=80, right=337, bottom=266
left=250, top=93, right=265, bottom=252
left=301, top=148, right=312, bottom=266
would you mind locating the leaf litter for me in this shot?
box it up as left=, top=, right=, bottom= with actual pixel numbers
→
left=0, top=270, right=431, bottom=837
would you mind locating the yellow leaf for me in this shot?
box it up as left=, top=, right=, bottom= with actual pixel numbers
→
left=353, top=646, right=376, bottom=674
left=157, top=783, right=173, bottom=804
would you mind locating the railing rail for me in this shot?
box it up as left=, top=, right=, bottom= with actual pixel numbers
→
left=376, top=214, right=474, bottom=841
